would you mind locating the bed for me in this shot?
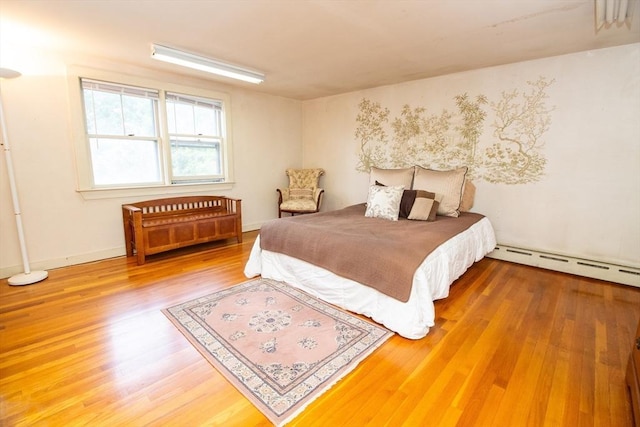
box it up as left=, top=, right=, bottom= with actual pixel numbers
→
left=244, top=166, right=496, bottom=339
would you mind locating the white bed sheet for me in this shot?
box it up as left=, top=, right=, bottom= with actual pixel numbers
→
left=244, top=217, right=496, bottom=339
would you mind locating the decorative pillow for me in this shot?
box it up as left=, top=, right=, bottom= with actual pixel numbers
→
left=407, top=190, right=441, bottom=221
left=369, top=166, right=414, bottom=189
left=460, top=180, right=475, bottom=212
left=397, top=188, right=417, bottom=218
left=413, top=166, right=467, bottom=217
left=375, top=182, right=440, bottom=220
left=365, top=185, right=404, bottom=221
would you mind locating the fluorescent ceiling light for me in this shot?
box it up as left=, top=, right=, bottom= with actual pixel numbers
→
left=151, top=44, right=264, bottom=84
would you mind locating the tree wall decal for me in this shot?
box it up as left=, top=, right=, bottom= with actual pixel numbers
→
left=354, top=76, right=555, bottom=185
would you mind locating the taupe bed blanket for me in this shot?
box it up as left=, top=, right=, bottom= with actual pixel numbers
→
left=259, top=203, right=485, bottom=302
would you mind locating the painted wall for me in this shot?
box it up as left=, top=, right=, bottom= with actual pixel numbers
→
left=302, top=43, right=640, bottom=268
left=0, top=46, right=302, bottom=278
left=2, top=43, right=638, bottom=278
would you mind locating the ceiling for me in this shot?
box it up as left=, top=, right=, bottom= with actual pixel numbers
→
left=1, top=0, right=639, bottom=100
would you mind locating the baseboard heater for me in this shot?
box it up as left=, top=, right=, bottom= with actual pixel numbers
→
left=487, top=244, right=640, bottom=288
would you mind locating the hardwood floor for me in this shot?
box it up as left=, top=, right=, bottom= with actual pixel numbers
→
left=1, top=231, right=639, bottom=426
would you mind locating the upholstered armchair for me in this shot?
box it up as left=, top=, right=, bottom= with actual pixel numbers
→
left=277, top=168, right=325, bottom=217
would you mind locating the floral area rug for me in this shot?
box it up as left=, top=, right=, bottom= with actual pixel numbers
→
left=163, top=278, right=393, bottom=426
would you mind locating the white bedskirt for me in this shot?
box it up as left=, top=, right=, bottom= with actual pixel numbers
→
left=244, top=217, right=496, bottom=339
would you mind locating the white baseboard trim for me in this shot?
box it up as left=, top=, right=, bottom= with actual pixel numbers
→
left=243, top=222, right=262, bottom=232
left=0, top=247, right=126, bottom=280
left=487, top=244, right=640, bottom=288
left=4, top=238, right=638, bottom=289
left=0, top=224, right=266, bottom=280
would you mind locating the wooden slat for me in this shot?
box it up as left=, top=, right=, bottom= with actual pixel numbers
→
left=1, top=231, right=639, bottom=426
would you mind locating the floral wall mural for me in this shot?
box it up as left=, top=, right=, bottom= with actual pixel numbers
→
left=355, top=76, right=555, bottom=185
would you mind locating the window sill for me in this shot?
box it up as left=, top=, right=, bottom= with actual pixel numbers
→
left=77, top=182, right=234, bottom=200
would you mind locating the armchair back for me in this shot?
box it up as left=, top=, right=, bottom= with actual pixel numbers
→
left=278, top=168, right=325, bottom=217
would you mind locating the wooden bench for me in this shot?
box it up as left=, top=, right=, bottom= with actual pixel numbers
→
left=122, top=196, right=242, bottom=265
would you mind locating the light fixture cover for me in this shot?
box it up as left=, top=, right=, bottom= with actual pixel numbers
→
left=151, top=44, right=264, bottom=84
left=595, top=0, right=634, bottom=29
left=0, top=68, right=21, bottom=79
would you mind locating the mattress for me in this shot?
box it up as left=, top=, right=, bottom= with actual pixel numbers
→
left=244, top=216, right=496, bottom=339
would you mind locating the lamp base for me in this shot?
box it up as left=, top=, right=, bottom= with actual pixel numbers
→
left=8, top=270, right=48, bottom=286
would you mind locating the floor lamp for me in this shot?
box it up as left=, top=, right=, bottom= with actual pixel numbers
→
left=0, top=68, right=48, bottom=286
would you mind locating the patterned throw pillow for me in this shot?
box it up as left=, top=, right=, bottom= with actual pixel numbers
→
left=365, top=185, right=404, bottom=221
left=407, top=190, right=441, bottom=221
left=375, top=182, right=439, bottom=221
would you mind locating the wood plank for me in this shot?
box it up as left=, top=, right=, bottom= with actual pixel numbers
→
left=1, top=231, right=639, bottom=426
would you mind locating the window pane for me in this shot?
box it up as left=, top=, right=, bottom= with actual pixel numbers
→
left=90, top=91, right=125, bottom=135
left=166, top=102, right=176, bottom=134
left=166, top=93, right=222, bottom=137
left=194, top=105, right=218, bottom=135
left=173, top=102, right=196, bottom=135
left=170, top=138, right=221, bottom=177
left=122, top=96, right=156, bottom=137
left=89, top=138, right=161, bottom=185
left=82, top=79, right=158, bottom=137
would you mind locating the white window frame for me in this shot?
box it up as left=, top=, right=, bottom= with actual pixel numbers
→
left=68, top=66, right=234, bottom=200
left=165, top=92, right=226, bottom=184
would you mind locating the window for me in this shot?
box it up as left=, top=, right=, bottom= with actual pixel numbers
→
left=82, top=80, right=162, bottom=186
left=166, top=93, right=224, bottom=183
left=72, top=70, right=233, bottom=197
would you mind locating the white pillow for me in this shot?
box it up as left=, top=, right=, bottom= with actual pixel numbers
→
left=365, top=185, right=404, bottom=221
